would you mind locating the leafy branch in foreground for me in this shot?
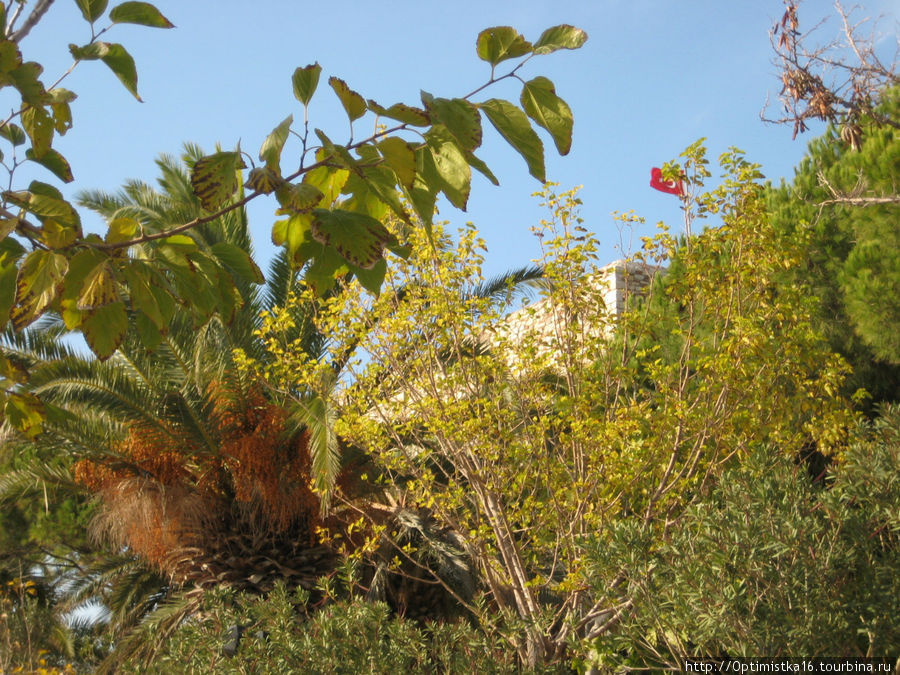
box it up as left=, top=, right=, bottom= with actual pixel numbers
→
left=0, top=8, right=585, bottom=437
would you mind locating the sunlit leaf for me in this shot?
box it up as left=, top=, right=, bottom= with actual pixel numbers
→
left=210, top=241, right=264, bottom=284
left=75, top=0, right=109, bottom=22
left=26, top=148, right=73, bottom=182
left=105, top=216, right=140, bottom=244
left=190, top=150, right=246, bottom=211
left=328, top=76, right=366, bottom=122
left=0, top=238, right=24, bottom=331
left=520, top=76, right=573, bottom=155
left=5, top=392, right=44, bottom=438
left=0, top=42, right=21, bottom=73
left=304, top=164, right=350, bottom=205
left=259, top=114, right=292, bottom=173
left=275, top=182, right=323, bottom=215
left=426, top=125, right=471, bottom=210
left=292, top=63, right=322, bottom=106
left=366, top=100, right=430, bottom=126
left=422, top=94, right=482, bottom=152
left=4, top=184, right=79, bottom=227
left=99, top=42, right=142, bottom=101
left=245, top=166, right=284, bottom=195
left=480, top=98, right=545, bottom=182
left=13, top=250, right=68, bottom=329
left=533, top=24, right=588, bottom=54
left=476, top=26, right=532, bottom=65
left=310, top=208, right=395, bottom=269
left=377, top=137, right=416, bottom=190
left=9, top=62, right=47, bottom=106
left=81, top=301, right=128, bottom=360
left=109, top=1, right=174, bottom=28
left=21, top=106, right=53, bottom=158
left=0, top=123, right=26, bottom=146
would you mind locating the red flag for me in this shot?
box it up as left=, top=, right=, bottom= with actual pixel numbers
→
left=650, top=167, right=684, bottom=196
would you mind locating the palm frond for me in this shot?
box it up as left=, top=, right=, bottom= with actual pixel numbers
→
left=287, top=393, right=341, bottom=512
left=469, top=264, right=546, bottom=304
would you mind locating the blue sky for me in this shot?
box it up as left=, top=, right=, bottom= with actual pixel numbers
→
left=15, top=0, right=899, bottom=279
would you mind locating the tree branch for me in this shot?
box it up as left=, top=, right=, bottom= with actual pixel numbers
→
left=9, top=0, right=54, bottom=43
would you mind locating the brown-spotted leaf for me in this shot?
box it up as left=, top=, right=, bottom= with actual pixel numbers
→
left=190, top=151, right=246, bottom=211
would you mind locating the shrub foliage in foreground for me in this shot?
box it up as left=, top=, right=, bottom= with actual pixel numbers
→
left=583, top=406, right=900, bottom=670
left=127, top=583, right=561, bottom=675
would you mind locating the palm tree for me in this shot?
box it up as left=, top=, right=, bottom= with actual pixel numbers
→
left=0, top=145, right=547, bottom=667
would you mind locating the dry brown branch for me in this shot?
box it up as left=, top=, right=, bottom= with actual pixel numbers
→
left=764, top=1, right=899, bottom=146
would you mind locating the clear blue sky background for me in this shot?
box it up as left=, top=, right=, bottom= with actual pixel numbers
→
left=15, top=0, right=899, bottom=279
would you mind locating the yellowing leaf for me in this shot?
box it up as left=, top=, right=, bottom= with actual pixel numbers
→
left=328, top=76, right=366, bottom=122
left=476, top=27, right=532, bottom=66
left=377, top=137, right=416, bottom=190
left=310, top=208, right=394, bottom=270
left=259, top=114, right=292, bottom=173
left=533, top=25, right=588, bottom=54
left=13, top=250, right=68, bottom=329
left=81, top=301, right=127, bottom=360
left=190, top=151, right=246, bottom=211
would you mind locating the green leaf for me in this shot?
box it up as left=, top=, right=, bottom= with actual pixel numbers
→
left=310, top=208, right=395, bottom=269
left=350, top=165, right=410, bottom=225
left=75, top=0, right=109, bottom=22
left=190, top=151, right=246, bottom=211
left=99, top=42, right=142, bottom=101
left=304, top=248, right=345, bottom=294
left=304, top=165, right=350, bottom=205
left=68, top=42, right=105, bottom=61
left=40, top=219, right=80, bottom=248
left=480, top=98, right=545, bottom=182
left=464, top=149, right=498, bottom=186
left=275, top=182, right=323, bottom=215
left=352, top=257, right=387, bottom=295
left=105, top=216, right=140, bottom=244
left=134, top=310, right=163, bottom=350
left=21, top=106, right=54, bottom=158
left=272, top=214, right=312, bottom=260
left=121, top=261, right=173, bottom=330
left=520, top=76, right=573, bottom=155
left=377, top=137, right=416, bottom=190
left=0, top=123, right=26, bottom=146
left=3, top=185, right=79, bottom=227
left=313, top=129, right=360, bottom=171
left=6, top=392, right=44, bottom=438
left=26, top=148, right=74, bottom=182
left=407, top=146, right=439, bottom=230
left=366, top=100, right=430, bottom=126
left=292, top=63, right=322, bottom=106
left=109, top=2, right=174, bottom=27
left=0, top=239, right=24, bottom=331
left=9, top=62, right=47, bottom=106
left=328, top=76, right=366, bottom=122
left=0, top=42, right=21, bottom=73
left=425, top=126, right=472, bottom=210
left=533, top=25, right=588, bottom=54
left=81, top=301, right=127, bottom=360
left=422, top=95, right=482, bottom=152
left=259, top=114, right=292, bottom=173
left=13, top=250, right=68, bottom=329
left=476, top=27, right=532, bottom=66
left=210, top=241, right=264, bottom=285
